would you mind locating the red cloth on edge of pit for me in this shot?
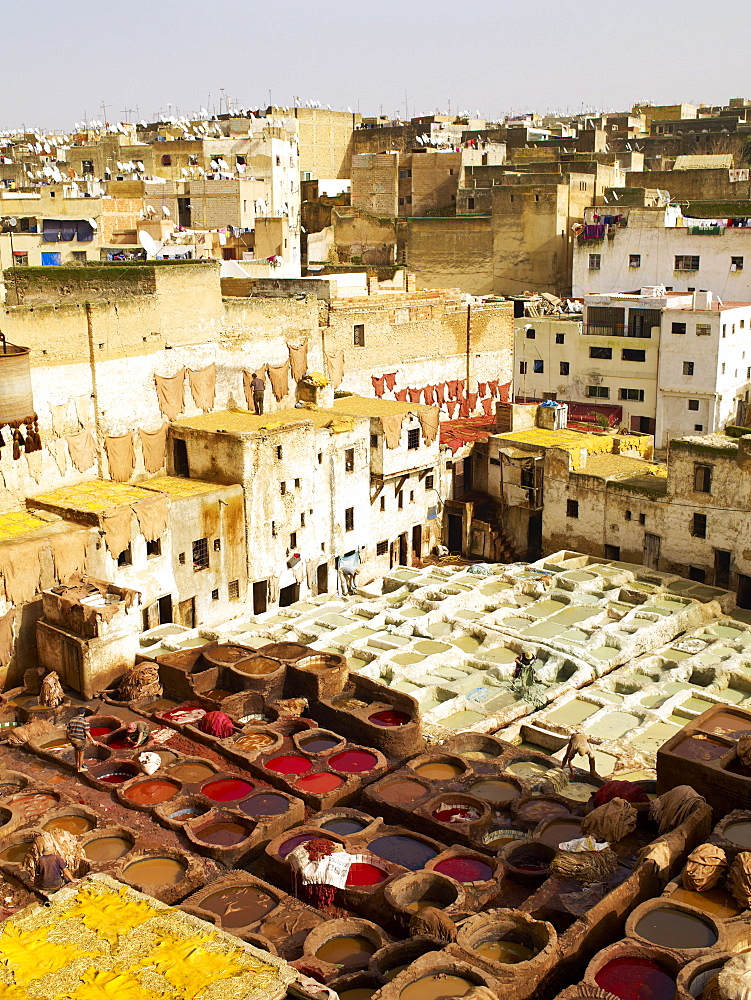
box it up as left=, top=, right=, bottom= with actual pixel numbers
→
left=592, top=780, right=650, bottom=809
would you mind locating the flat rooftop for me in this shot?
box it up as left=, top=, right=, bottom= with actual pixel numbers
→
left=573, top=452, right=667, bottom=481
left=174, top=407, right=359, bottom=435
left=332, top=396, right=433, bottom=416
left=29, top=476, right=230, bottom=519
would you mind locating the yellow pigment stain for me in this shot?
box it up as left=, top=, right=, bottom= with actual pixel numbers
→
left=0, top=923, right=99, bottom=986
left=0, top=511, right=50, bottom=540
left=139, top=476, right=222, bottom=498
left=64, top=967, right=163, bottom=1000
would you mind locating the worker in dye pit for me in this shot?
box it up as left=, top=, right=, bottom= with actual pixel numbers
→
left=34, top=846, right=75, bottom=897
left=65, top=707, right=101, bottom=774
left=250, top=371, right=265, bottom=414
left=108, top=720, right=151, bottom=748
left=513, top=649, right=536, bottom=681
left=561, top=731, right=598, bottom=778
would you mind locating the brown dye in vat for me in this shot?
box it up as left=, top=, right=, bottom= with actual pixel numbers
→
left=8, top=793, right=57, bottom=818
left=406, top=900, right=442, bottom=913
left=634, top=906, right=718, bottom=948
left=703, top=711, right=751, bottom=737
left=0, top=842, right=31, bottom=864
left=194, top=822, right=248, bottom=846
left=385, top=965, right=409, bottom=982
left=538, top=819, right=582, bottom=847
left=124, top=856, right=187, bottom=886
left=469, top=780, right=518, bottom=804
left=475, top=940, right=536, bottom=964
left=669, top=885, right=742, bottom=918
left=234, top=733, right=275, bottom=752
left=200, top=886, right=276, bottom=927
left=124, top=780, right=179, bottom=805
left=723, top=820, right=751, bottom=848
left=155, top=750, right=178, bottom=767
left=203, top=688, right=232, bottom=701
left=400, top=974, right=474, bottom=1000
left=379, top=780, right=427, bottom=804
left=314, top=935, right=376, bottom=968
left=672, top=736, right=729, bottom=763
left=339, top=990, right=376, bottom=1000
left=41, top=738, right=69, bottom=751
left=516, top=800, right=570, bottom=824
left=43, top=815, right=95, bottom=835
left=84, top=837, right=133, bottom=862
left=415, top=762, right=463, bottom=780
left=167, top=763, right=215, bottom=783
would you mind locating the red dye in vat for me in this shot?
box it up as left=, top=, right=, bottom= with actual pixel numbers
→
left=432, top=806, right=478, bottom=823
left=346, top=862, right=387, bottom=886
left=202, top=778, right=254, bottom=802
left=266, top=755, right=312, bottom=775
left=124, top=780, right=179, bottom=805
left=97, top=772, right=134, bottom=784
left=330, top=750, right=378, bottom=773
left=89, top=726, right=114, bottom=739
left=108, top=738, right=132, bottom=749
left=595, top=957, right=676, bottom=1000
left=296, top=772, right=344, bottom=794
left=368, top=710, right=410, bottom=727
left=434, top=857, right=493, bottom=882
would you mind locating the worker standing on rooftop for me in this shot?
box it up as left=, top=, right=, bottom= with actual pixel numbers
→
left=250, top=372, right=265, bottom=414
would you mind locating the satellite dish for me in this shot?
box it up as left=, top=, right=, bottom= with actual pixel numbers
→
left=138, top=230, right=161, bottom=258
left=88, top=218, right=98, bottom=230
left=7, top=218, right=17, bottom=228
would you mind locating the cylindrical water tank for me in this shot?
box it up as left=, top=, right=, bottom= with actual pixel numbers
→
left=0, top=343, right=34, bottom=425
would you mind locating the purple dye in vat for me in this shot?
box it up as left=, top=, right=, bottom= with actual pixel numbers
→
left=321, top=819, right=366, bottom=835
left=240, top=793, right=289, bottom=817
left=595, top=957, right=676, bottom=1000
left=277, top=833, right=316, bottom=858
left=369, top=835, right=438, bottom=870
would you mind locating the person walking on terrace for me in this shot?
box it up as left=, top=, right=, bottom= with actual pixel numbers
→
left=250, top=372, right=265, bottom=414
left=65, top=707, right=99, bottom=773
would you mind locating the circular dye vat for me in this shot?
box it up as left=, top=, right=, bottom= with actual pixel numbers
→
left=595, top=957, right=676, bottom=1000
left=7, top=793, right=57, bottom=818
left=296, top=772, right=344, bottom=794
left=330, top=750, right=378, bottom=773
left=124, top=856, right=187, bottom=886
left=161, top=705, right=204, bottom=723
left=469, top=780, right=519, bottom=804
left=124, top=779, right=179, bottom=805
left=475, top=940, right=535, bottom=964
left=379, top=780, right=427, bottom=805
left=202, top=778, right=254, bottom=802
left=241, top=793, right=289, bottom=817
left=84, top=836, right=133, bottom=862
left=369, top=710, right=410, bottom=727
left=516, top=800, right=570, bottom=824
left=200, top=886, right=276, bottom=927
left=723, top=820, right=751, bottom=848
left=234, top=732, right=276, bottom=752
left=415, top=762, right=463, bottom=780
left=299, top=735, right=340, bottom=753
left=432, top=803, right=482, bottom=823
left=400, top=974, right=474, bottom=1000
left=505, top=761, right=549, bottom=779
left=538, top=819, right=582, bottom=848
left=434, top=857, right=493, bottom=883
left=634, top=906, right=717, bottom=949
left=346, top=862, right=388, bottom=887
left=315, top=935, right=376, bottom=968
left=98, top=771, right=135, bottom=785
left=339, top=990, right=377, bottom=1000
left=278, top=833, right=318, bottom=858
left=369, top=835, right=438, bottom=871
left=40, top=737, right=70, bottom=751
left=0, top=842, right=31, bottom=864
left=672, top=736, right=729, bottom=763
left=107, top=737, right=133, bottom=750
left=169, top=806, right=206, bottom=820
left=669, top=885, right=741, bottom=918
left=195, top=822, right=249, bottom=847
left=414, top=641, right=450, bottom=655
left=43, top=814, right=95, bottom=836
left=266, top=755, right=312, bottom=775
left=168, top=763, right=216, bottom=784
left=89, top=726, right=115, bottom=740
left=155, top=750, right=178, bottom=767
left=321, top=818, right=367, bottom=835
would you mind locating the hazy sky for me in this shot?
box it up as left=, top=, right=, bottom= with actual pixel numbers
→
left=5, top=0, right=751, bottom=130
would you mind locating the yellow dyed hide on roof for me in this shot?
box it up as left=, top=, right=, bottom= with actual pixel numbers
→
left=0, top=875, right=294, bottom=1000
left=497, top=427, right=654, bottom=469
left=30, top=480, right=152, bottom=514
left=0, top=511, right=50, bottom=541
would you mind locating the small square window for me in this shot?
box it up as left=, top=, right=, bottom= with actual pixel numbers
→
left=692, top=513, right=707, bottom=538
left=555, top=333, right=565, bottom=344
left=566, top=499, right=579, bottom=518
left=425, top=474, right=434, bottom=490
left=213, top=538, right=221, bottom=551
left=117, top=544, right=132, bottom=567
left=638, top=513, right=646, bottom=525
left=280, top=481, right=287, bottom=495
left=694, top=424, right=703, bottom=431
left=345, top=507, right=354, bottom=531
left=371, top=434, right=378, bottom=448
left=587, top=385, right=610, bottom=398
left=625, top=510, right=632, bottom=521
left=683, top=361, right=695, bottom=376
left=589, top=254, right=601, bottom=270
left=694, top=463, right=712, bottom=493
left=353, top=323, right=365, bottom=346
left=376, top=540, right=388, bottom=556
left=732, top=256, right=744, bottom=271
left=671, top=322, right=687, bottom=335
left=380, top=496, right=385, bottom=511
left=301, top=512, right=306, bottom=527
left=533, top=359, right=544, bottom=373
left=629, top=254, right=641, bottom=268
left=590, top=346, right=612, bottom=359
left=468, top=197, right=475, bottom=209
left=318, top=452, right=323, bottom=464
left=211, top=589, right=219, bottom=600
left=276, top=445, right=283, bottom=460
left=560, top=362, right=570, bottom=375
left=526, top=329, right=536, bottom=339
left=688, top=399, right=700, bottom=410
left=696, top=324, right=711, bottom=336
left=146, top=539, right=161, bottom=557
left=519, top=361, right=528, bottom=375
left=689, top=566, right=706, bottom=583
left=398, top=491, right=404, bottom=510
left=228, top=580, right=239, bottom=600
left=407, top=428, right=420, bottom=450
left=622, top=349, right=646, bottom=362
left=178, top=552, right=186, bottom=565
left=294, top=478, right=300, bottom=489
left=290, top=531, right=297, bottom=548
left=192, top=537, right=209, bottom=571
